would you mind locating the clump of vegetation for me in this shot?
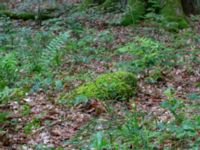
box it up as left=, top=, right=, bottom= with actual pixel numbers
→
left=121, top=0, right=146, bottom=25
left=117, top=37, right=175, bottom=74
left=0, top=53, right=18, bottom=89
left=117, top=35, right=199, bottom=76
left=160, top=0, right=189, bottom=31
left=61, top=72, right=137, bottom=102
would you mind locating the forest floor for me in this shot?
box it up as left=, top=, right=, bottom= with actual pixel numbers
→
left=0, top=0, right=200, bottom=149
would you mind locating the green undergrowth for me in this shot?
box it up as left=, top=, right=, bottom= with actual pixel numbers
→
left=116, top=35, right=199, bottom=83
left=121, top=0, right=146, bottom=25
left=79, top=0, right=189, bottom=31
left=160, top=0, right=189, bottom=31
left=68, top=88, right=200, bottom=149
left=0, top=13, right=116, bottom=104
left=0, top=2, right=199, bottom=149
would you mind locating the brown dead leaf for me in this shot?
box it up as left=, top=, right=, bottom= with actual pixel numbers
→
left=50, top=128, right=62, bottom=136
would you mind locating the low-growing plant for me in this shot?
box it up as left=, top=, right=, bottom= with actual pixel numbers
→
left=89, top=131, right=111, bottom=150
left=0, top=53, right=18, bottom=89
left=44, top=31, right=71, bottom=66
left=24, top=117, right=40, bottom=134
left=158, top=88, right=200, bottom=148
left=161, top=88, right=185, bottom=124
left=22, top=104, right=31, bottom=116
left=87, top=89, right=200, bottom=149
left=88, top=108, right=155, bottom=149
left=0, top=87, right=14, bottom=103
left=0, top=112, right=9, bottom=124
left=117, top=37, right=177, bottom=74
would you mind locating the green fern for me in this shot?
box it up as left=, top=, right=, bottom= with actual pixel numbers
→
left=0, top=53, right=18, bottom=89
left=42, top=31, right=70, bottom=66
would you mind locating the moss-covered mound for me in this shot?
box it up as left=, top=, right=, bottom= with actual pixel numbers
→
left=63, top=72, right=137, bottom=101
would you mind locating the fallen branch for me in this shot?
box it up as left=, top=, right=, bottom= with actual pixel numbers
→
left=0, top=10, right=55, bottom=20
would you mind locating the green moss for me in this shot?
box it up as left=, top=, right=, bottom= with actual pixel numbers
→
left=0, top=10, right=53, bottom=20
left=121, top=0, right=146, bottom=26
left=62, top=72, right=137, bottom=102
left=161, top=0, right=188, bottom=30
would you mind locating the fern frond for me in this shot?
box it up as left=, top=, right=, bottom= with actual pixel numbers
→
left=42, top=31, right=71, bottom=66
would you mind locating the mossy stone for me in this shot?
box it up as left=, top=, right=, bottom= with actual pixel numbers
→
left=64, top=72, right=137, bottom=101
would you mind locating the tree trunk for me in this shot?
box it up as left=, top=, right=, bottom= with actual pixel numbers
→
left=181, top=0, right=200, bottom=15
left=181, top=0, right=196, bottom=15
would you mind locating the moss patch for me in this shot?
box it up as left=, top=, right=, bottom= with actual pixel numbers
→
left=62, top=72, right=137, bottom=102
